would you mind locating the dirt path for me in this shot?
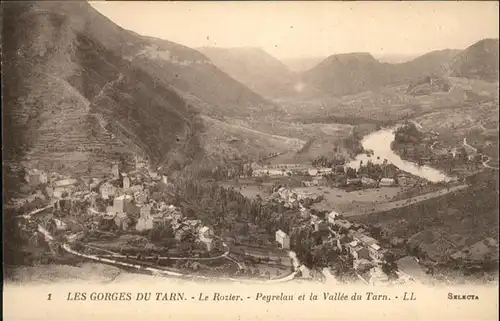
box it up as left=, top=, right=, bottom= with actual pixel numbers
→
left=463, top=138, right=499, bottom=170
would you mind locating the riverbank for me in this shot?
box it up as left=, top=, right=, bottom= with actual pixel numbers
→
left=347, top=126, right=453, bottom=183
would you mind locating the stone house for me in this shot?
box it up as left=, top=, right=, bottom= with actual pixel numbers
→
left=327, top=210, right=341, bottom=225
left=25, top=169, right=48, bottom=186
left=136, top=205, right=154, bottom=232
left=113, top=195, right=137, bottom=214
left=275, top=229, right=290, bottom=250
left=100, top=182, right=117, bottom=200
left=122, top=175, right=131, bottom=189
left=114, top=212, right=130, bottom=230
left=199, top=226, right=213, bottom=239
left=379, top=178, right=396, bottom=187
left=112, top=163, right=120, bottom=179
left=347, top=241, right=371, bottom=260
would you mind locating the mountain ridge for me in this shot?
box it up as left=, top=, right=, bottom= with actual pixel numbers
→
left=197, top=46, right=301, bottom=99
left=446, top=38, right=499, bottom=82
left=300, top=45, right=493, bottom=96
left=2, top=1, right=288, bottom=183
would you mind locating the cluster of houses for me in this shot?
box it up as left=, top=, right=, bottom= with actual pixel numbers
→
left=251, top=163, right=333, bottom=178
left=23, top=168, right=80, bottom=200
left=249, top=161, right=409, bottom=192
left=273, top=208, right=415, bottom=285
left=327, top=210, right=389, bottom=270
left=93, top=165, right=216, bottom=252
left=24, top=161, right=217, bottom=253
left=274, top=209, right=390, bottom=265
left=272, top=186, right=323, bottom=208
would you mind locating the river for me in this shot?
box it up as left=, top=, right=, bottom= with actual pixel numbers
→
left=347, top=127, right=452, bottom=183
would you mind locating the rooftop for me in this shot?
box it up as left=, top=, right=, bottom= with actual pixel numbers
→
left=54, top=179, right=78, bottom=187
left=199, top=226, right=211, bottom=232
left=328, top=210, right=341, bottom=218
left=115, top=195, right=133, bottom=200
left=276, top=229, right=288, bottom=238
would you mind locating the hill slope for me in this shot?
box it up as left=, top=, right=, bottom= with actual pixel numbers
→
left=446, top=38, right=499, bottom=82
left=2, top=1, right=288, bottom=183
left=301, top=49, right=461, bottom=97
left=302, top=52, right=391, bottom=96
left=3, top=1, right=199, bottom=177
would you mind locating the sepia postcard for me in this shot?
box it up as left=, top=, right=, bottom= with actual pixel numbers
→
left=2, top=1, right=499, bottom=320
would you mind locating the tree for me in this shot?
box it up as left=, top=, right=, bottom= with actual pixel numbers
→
left=312, top=244, right=339, bottom=267
left=368, top=226, right=382, bottom=239
left=381, top=252, right=398, bottom=279
left=346, top=167, right=357, bottom=178
left=160, top=226, right=174, bottom=240
left=148, top=227, right=162, bottom=243
left=458, top=147, right=468, bottom=163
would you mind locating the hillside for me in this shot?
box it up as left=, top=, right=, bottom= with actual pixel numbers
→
left=446, top=38, right=499, bottom=82
left=2, top=1, right=289, bottom=186
left=406, top=75, right=452, bottom=96
left=2, top=2, right=203, bottom=179
left=301, top=52, right=392, bottom=96
left=301, top=49, right=461, bottom=97
left=134, top=42, right=282, bottom=118
left=199, top=116, right=305, bottom=162
left=197, top=47, right=303, bottom=99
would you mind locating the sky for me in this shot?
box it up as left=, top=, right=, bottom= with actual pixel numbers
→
left=90, top=1, right=499, bottom=60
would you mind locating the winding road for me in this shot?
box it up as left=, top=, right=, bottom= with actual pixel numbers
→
left=463, top=138, right=499, bottom=170
left=92, top=244, right=230, bottom=262
left=25, top=208, right=299, bottom=283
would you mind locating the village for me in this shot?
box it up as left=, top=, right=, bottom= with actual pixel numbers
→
left=19, top=159, right=226, bottom=252
left=11, top=149, right=447, bottom=286
left=13, top=115, right=497, bottom=286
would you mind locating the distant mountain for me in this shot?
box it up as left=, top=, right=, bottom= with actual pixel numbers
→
left=133, top=42, right=281, bottom=118
left=374, top=53, right=418, bottom=64
left=399, top=49, right=461, bottom=76
left=197, top=47, right=300, bottom=99
left=281, top=56, right=325, bottom=72
left=301, top=49, right=462, bottom=97
left=446, top=38, right=499, bottom=82
left=301, top=52, right=392, bottom=96
left=2, top=2, right=288, bottom=182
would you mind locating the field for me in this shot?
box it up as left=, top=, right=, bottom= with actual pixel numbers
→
left=222, top=183, right=266, bottom=200
left=351, top=170, right=499, bottom=264
left=200, top=116, right=306, bottom=162
left=223, top=177, right=466, bottom=218
left=301, top=186, right=401, bottom=213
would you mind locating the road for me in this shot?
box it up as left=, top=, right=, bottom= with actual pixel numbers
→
left=463, top=138, right=499, bottom=170
left=21, top=203, right=54, bottom=220
left=411, top=121, right=497, bottom=170
left=343, top=184, right=469, bottom=217
left=93, top=245, right=231, bottom=262
left=29, top=214, right=297, bottom=283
